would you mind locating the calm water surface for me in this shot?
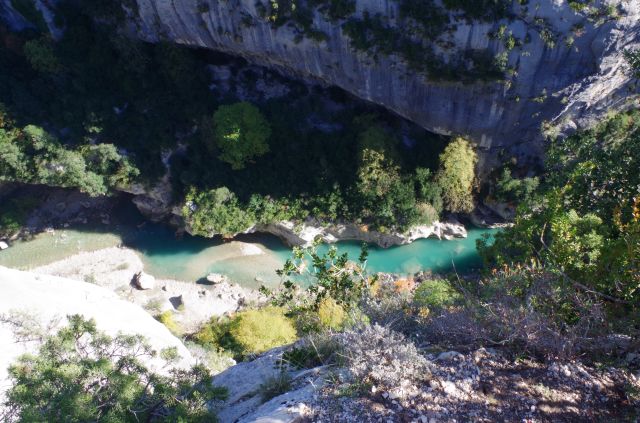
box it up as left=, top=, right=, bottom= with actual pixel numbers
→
left=0, top=214, right=497, bottom=288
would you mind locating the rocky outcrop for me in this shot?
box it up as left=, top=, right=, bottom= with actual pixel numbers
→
left=211, top=328, right=640, bottom=422
left=132, top=0, right=640, bottom=157
left=252, top=218, right=467, bottom=248
left=123, top=173, right=174, bottom=222
left=212, top=346, right=323, bottom=422
left=0, top=266, right=193, bottom=397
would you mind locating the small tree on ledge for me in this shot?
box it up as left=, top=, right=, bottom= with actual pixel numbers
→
left=213, top=102, right=271, bottom=170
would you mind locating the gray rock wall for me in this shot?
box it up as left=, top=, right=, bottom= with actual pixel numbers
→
left=133, top=0, right=640, bottom=158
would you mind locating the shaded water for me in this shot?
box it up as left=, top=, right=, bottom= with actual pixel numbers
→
left=0, top=204, right=497, bottom=288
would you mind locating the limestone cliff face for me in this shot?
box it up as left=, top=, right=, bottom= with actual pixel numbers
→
left=133, top=0, right=640, bottom=158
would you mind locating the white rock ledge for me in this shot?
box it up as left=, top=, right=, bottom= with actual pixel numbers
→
left=252, top=219, right=468, bottom=248
left=183, top=218, right=467, bottom=248
left=0, top=266, right=193, bottom=399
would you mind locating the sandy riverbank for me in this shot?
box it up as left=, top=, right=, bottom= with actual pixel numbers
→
left=33, top=247, right=265, bottom=333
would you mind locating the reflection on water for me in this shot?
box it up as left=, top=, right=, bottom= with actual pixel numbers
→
left=0, top=203, right=497, bottom=288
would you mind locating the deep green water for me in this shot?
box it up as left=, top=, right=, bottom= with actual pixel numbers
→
left=0, top=218, right=496, bottom=288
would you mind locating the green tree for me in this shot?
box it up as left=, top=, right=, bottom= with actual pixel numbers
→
left=436, top=137, right=477, bottom=213
left=213, top=102, right=271, bottom=170
left=1, top=315, right=227, bottom=422
left=414, top=167, right=443, bottom=214
left=22, top=38, right=61, bottom=73
left=479, top=110, right=640, bottom=306
left=265, top=240, right=374, bottom=311
left=353, top=124, right=422, bottom=230
left=494, top=168, right=539, bottom=203
left=624, top=48, right=640, bottom=78
left=0, top=123, right=138, bottom=196
left=182, top=186, right=256, bottom=237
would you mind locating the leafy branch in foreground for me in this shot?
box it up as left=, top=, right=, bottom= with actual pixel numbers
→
left=261, top=238, right=376, bottom=312
left=1, top=314, right=227, bottom=422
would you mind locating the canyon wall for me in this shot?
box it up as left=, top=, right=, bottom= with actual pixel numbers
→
left=132, top=0, right=640, bottom=159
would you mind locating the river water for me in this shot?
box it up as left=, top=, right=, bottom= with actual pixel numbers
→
left=0, top=202, right=497, bottom=287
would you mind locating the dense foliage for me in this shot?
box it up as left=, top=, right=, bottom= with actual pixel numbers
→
left=194, top=307, right=297, bottom=358
left=0, top=108, right=139, bottom=195
left=3, top=0, right=483, bottom=237
left=1, top=315, right=227, bottom=422
left=479, top=110, right=640, bottom=320
left=182, top=187, right=257, bottom=237
left=181, top=121, right=472, bottom=236
left=436, top=137, right=477, bottom=213
left=1, top=0, right=213, bottom=181
left=493, top=167, right=539, bottom=204
left=211, top=102, right=271, bottom=170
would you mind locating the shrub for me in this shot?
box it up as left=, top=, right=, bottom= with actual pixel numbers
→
left=413, top=279, right=462, bottom=310
left=624, top=49, right=640, bottom=78
left=339, top=324, right=431, bottom=389
left=182, top=186, right=256, bottom=237
left=317, top=297, right=347, bottom=330
left=229, top=307, right=297, bottom=355
left=416, top=202, right=440, bottom=226
left=266, top=242, right=375, bottom=311
left=494, top=168, right=539, bottom=203
left=0, top=315, right=226, bottom=422
left=23, top=38, right=61, bottom=73
left=414, top=167, right=443, bottom=215
left=259, top=371, right=292, bottom=401
left=157, top=310, right=181, bottom=336
left=282, top=332, right=343, bottom=369
left=0, top=123, right=138, bottom=196
left=193, top=316, right=236, bottom=350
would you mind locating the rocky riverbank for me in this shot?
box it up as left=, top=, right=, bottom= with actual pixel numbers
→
left=249, top=219, right=468, bottom=249
left=32, top=247, right=264, bottom=333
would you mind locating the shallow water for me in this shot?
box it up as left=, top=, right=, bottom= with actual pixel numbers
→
left=0, top=219, right=496, bottom=288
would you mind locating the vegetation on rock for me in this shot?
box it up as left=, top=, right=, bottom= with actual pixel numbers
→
left=211, top=102, right=271, bottom=170
left=194, top=307, right=297, bottom=358
left=0, top=110, right=139, bottom=196
left=436, top=137, right=477, bottom=213
left=1, top=315, right=227, bottom=422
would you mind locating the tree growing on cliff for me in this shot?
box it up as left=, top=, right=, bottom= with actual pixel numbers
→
left=213, top=102, right=271, bottom=170
left=182, top=186, right=256, bottom=237
left=1, top=314, right=227, bottom=422
left=624, top=48, right=640, bottom=78
left=436, top=137, right=477, bottom=213
left=0, top=122, right=139, bottom=196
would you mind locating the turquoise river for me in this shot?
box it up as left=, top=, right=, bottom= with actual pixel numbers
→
left=0, top=213, right=498, bottom=288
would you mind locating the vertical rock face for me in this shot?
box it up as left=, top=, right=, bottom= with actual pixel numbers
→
left=133, top=0, right=640, bottom=157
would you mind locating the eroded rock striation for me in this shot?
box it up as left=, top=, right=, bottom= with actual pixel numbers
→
left=132, top=0, right=640, bottom=158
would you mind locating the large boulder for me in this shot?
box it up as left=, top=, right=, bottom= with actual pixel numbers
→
left=132, top=271, right=156, bottom=290
left=212, top=347, right=325, bottom=422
